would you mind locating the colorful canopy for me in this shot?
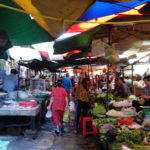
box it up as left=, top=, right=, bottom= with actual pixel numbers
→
left=0, top=0, right=53, bottom=46
left=65, top=0, right=150, bottom=36
left=11, top=0, right=150, bottom=38
left=54, top=0, right=150, bottom=55
left=12, top=0, right=95, bottom=38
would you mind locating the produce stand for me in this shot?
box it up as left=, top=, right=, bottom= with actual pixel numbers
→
left=89, top=92, right=150, bottom=150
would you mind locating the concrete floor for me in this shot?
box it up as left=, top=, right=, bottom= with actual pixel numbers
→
left=0, top=121, right=99, bottom=150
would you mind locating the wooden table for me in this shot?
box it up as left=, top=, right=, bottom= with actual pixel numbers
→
left=0, top=104, right=41, bottom=130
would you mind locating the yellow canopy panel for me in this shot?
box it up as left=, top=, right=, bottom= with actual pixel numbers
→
left=12, top=0, right=94, bottom=38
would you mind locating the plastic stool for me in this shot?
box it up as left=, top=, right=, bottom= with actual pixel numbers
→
left=82, top=117, right=98, bottom=136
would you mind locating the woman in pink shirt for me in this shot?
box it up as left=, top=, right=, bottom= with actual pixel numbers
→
left=47, top=80, right=68, bottom=134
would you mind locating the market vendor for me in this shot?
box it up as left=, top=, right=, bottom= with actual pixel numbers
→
left=114, top=77, right=131, bottom=98
left=139, top=75, right=150, bottom=105
left=2, top=69, right=18, bottom=92
left=74, top=78, right=91, bottom=134
left=132, top=75, right=150, bottom=112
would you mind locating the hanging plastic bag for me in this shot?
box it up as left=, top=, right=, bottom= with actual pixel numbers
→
left=63, top=109, right=70, bottom=123
left=46, top=110, right=52, bottom=118
left=69, top=101, right=75, bottom=112
left=105, top=44, right=120, bottom=63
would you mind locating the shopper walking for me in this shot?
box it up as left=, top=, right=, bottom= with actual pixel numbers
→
left=63, top=73, right=72, bottom=102
left=47, top=80, right=68, bottom=135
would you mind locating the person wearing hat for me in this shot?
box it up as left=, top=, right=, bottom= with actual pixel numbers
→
left=2, top=69, right=18, bottom=92
left=47, top=80, right=69, bottom=135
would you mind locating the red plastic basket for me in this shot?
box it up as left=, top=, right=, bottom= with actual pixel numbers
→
left=19, top=101, right=37, bottom=107
left=117, top=117, right=134, bottom=125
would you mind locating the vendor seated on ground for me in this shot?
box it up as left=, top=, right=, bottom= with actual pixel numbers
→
left=2, top=69, right=18, bottom=92
left=114, top=77, right=131, bottom=98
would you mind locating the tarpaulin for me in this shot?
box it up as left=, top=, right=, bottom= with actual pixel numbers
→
left=0, top=0, right=53, bottom=46
left=12, top=0, right=95, bottom=38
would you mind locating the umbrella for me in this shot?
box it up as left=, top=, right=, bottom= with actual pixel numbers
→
left=54, top=0, right=150, bottom=55
left=0, top=0, right=53, bottom=46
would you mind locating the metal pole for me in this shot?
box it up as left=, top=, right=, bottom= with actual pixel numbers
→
left=17, top=59, right=21, bottom=98
left=106, top=25, right=112, bottom=110
left=106, top=64, right=109, bottom=110
left=131, top=64, right=134, bottom=94
left=90, top=62, right=95, bottom=88
left=122, top=67, right=124, bottom=79
left=54, top=72, right=57, bottom=83
left=88, top=57, right=90, bottom=78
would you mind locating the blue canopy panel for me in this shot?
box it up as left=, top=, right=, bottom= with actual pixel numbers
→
left=79, top=0, right=150, bottom=21
left=63, top=0, right=150, bottom=35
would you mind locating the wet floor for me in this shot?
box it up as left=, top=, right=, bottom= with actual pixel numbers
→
left=49, top=134, right=98, bottom=150
left=0, top=121, right=100, bottom=150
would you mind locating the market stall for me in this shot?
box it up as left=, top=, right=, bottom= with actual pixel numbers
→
left=0, top=89, right=50, bottom=138
left=88, top=90, right=150, bottom=150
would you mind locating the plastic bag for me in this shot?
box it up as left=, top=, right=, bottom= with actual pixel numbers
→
left=0, top=141, right=10, bottom=150
left=69, top=101, right=75, bottom=112
left=46, top=110, right=52, bottom=118
left=63, top=109, right=70, bottom=123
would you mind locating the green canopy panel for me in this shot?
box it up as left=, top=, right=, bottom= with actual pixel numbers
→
left=54, top=27, right=107, bottom=54
left=0, top=0, right=53, bottom=46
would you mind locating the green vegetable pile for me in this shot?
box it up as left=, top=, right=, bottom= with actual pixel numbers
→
left=112, top=129, right=149, bottom=150
left=102, top=93, right=115, bottom=102
left=99, top=129, right=107, bottom=142
left=93, top=118, right=118, bottom=127
left=90, top=103, right=106, bottom=116
left=102, top=93, right=124, bottom=102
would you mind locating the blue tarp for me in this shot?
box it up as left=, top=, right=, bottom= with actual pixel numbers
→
left=79, top=0, right=150, bottom=21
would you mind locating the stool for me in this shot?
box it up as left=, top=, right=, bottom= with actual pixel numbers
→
left=82, top=117, right=98, bottom=136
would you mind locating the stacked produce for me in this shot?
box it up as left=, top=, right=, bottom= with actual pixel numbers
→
left=112, top=128, right=150, bottom=150
left=102, top=93, right=124, bottom=102
left=93, top=118, right=118, bottom=127
left=90, top=103, right=106, bottom=117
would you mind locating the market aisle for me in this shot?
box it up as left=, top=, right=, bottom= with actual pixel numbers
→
left=0, top=121, right=99, bottom=150
left=48, top=134, right=98, bottom=150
